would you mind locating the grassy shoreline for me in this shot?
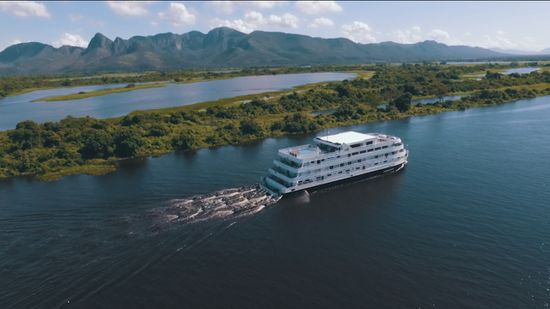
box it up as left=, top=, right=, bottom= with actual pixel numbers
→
left=34, top=82, right=167, bottom=102
left=18, top=88, right=550, bottom=181
left=2, top=63, right=550, bottom=182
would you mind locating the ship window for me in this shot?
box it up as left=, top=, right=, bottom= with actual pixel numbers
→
left=366, top=141, right=373, bottom=145
left=338, top=171, right=343, bottom=174
left=348, top=162, right=352, bottom=165
left=360, top=150, right=366, bottom=154
left=352, top=152, right=358, bottom=156
left=350, top=143, right=362, bottom=148
left=382, top=146, right=388, bottom=149
left=367, top=149, right=373, bottom=152
left=362, top=166, right=366, bottom=170
left=340, top=163, right=345, bottom=167
left=375, top=147, right=381, bottom=151
left=328, top=174, right=332, bottom=177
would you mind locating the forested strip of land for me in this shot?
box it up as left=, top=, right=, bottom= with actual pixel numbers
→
left=1, top=63, right=549, bottom=181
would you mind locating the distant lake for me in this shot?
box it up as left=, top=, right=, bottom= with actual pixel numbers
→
left=502, top=67, right=540, bottom=75
left=0, top=72, right=355, bottom=130
left=414, top=95, right=466, bottom=105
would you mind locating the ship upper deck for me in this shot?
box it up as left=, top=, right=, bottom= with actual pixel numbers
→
left=279, top=144, right=323, bottom=160
left=278, top=131, right=400, bottom=162
left=315, top=131, right=377, bottom=145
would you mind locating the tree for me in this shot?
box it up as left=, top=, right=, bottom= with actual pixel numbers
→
left=485, top=71, right=502, bottom=80
left=78, top=129, right=113, bottom=159
left=112, top=128, right=144, bottom=157
left=433, top=82, right=449, bottom=101
left=8, top=120, right=42, bottom=149
left=239, top=119, right=262, bottom=136
left=279, top=113, right=318, bottom=133
left=171, top=130, right=196, bottom=150
left=392, top=92, right=413, bottom=112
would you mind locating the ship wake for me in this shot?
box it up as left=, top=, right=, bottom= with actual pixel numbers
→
left=150, top=184, right=280, bottom=227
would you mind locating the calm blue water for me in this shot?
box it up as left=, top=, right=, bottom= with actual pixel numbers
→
left=1, top=95, right=550, bottom=308
left=0, top=72, right=354, bottom=130
left=503, top=67, right=540, bottom=75
left=414, top=95, right=465, bottom=105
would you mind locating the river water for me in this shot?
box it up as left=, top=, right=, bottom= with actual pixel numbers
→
left=0, top=72, right=354, bottom=130
left=1, top=95, right=550, bottom=308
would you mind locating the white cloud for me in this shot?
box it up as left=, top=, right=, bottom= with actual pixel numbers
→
left=428, top=29, right=452, bottom=44
left=158, top=3, right=196, bottom=26
left=268, top=13, right=299, bottom=28
left=342, top=21, right=376, bottom=44
left=210, top=1, right=236, bottom=14
left=308, top=17, right=334, bottom=28
left=209, top=1, right=285, bottom=14
left=296, top=1, right=342, bottom=15
left=212, top=10, right=299, bottom=33
left=53, top=33, right=89, bottom=48
left=477, top=31, right=519, bottom=50
left=106, top=1, right=150, bottom=16
left=394, top=26, right=422, bottom=43
left=0, top=1, right=50, bottom=18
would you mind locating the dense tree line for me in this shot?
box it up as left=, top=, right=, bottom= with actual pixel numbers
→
left=1, top=63, right=549, bottom=180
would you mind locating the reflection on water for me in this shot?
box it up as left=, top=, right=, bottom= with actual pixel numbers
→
left=503, top=67, right=539, bottom=75
left=2, top=95, right=550, bottom=308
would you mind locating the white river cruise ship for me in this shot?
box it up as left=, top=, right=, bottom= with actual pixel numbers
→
left=261, top=131, right=408, bottom=196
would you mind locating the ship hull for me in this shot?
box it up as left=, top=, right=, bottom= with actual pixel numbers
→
left=282, top=161, right=406, bottom=197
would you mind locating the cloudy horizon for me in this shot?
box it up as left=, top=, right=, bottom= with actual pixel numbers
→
left=0, top=1, right=549, bottom=52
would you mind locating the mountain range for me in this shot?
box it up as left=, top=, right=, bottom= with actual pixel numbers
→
left=0, top=27, right=511, bottom=75
left=490, top=47, right=550, bottom=55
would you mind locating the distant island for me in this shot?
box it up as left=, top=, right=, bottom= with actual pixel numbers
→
left=0, top=27, right=520, bottom=76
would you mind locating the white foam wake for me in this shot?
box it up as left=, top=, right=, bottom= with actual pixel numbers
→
left=150, top=184, right=280, bottom=226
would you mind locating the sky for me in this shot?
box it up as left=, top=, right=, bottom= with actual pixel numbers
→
left=0, top=1, right=549, bottom=52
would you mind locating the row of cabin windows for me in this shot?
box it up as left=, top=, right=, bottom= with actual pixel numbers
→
left=295, top=156, right=405, bottom=186
left=350, top=140, right=374, bottom=148
left=295, top=152, right=401, bottom=177
left=300, top=144, right=395, bottom=167
left=280, top=143, right=401, bottom=169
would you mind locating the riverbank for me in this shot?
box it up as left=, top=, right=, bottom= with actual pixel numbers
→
left=2, top=64, right=549, bottom=181
left=4, top=87, right=549, bottom=182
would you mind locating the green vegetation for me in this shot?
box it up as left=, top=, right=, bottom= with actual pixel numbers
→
left=2, top=63, right=550, bottom=181
left=35, top=82, right=166, bottom=102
